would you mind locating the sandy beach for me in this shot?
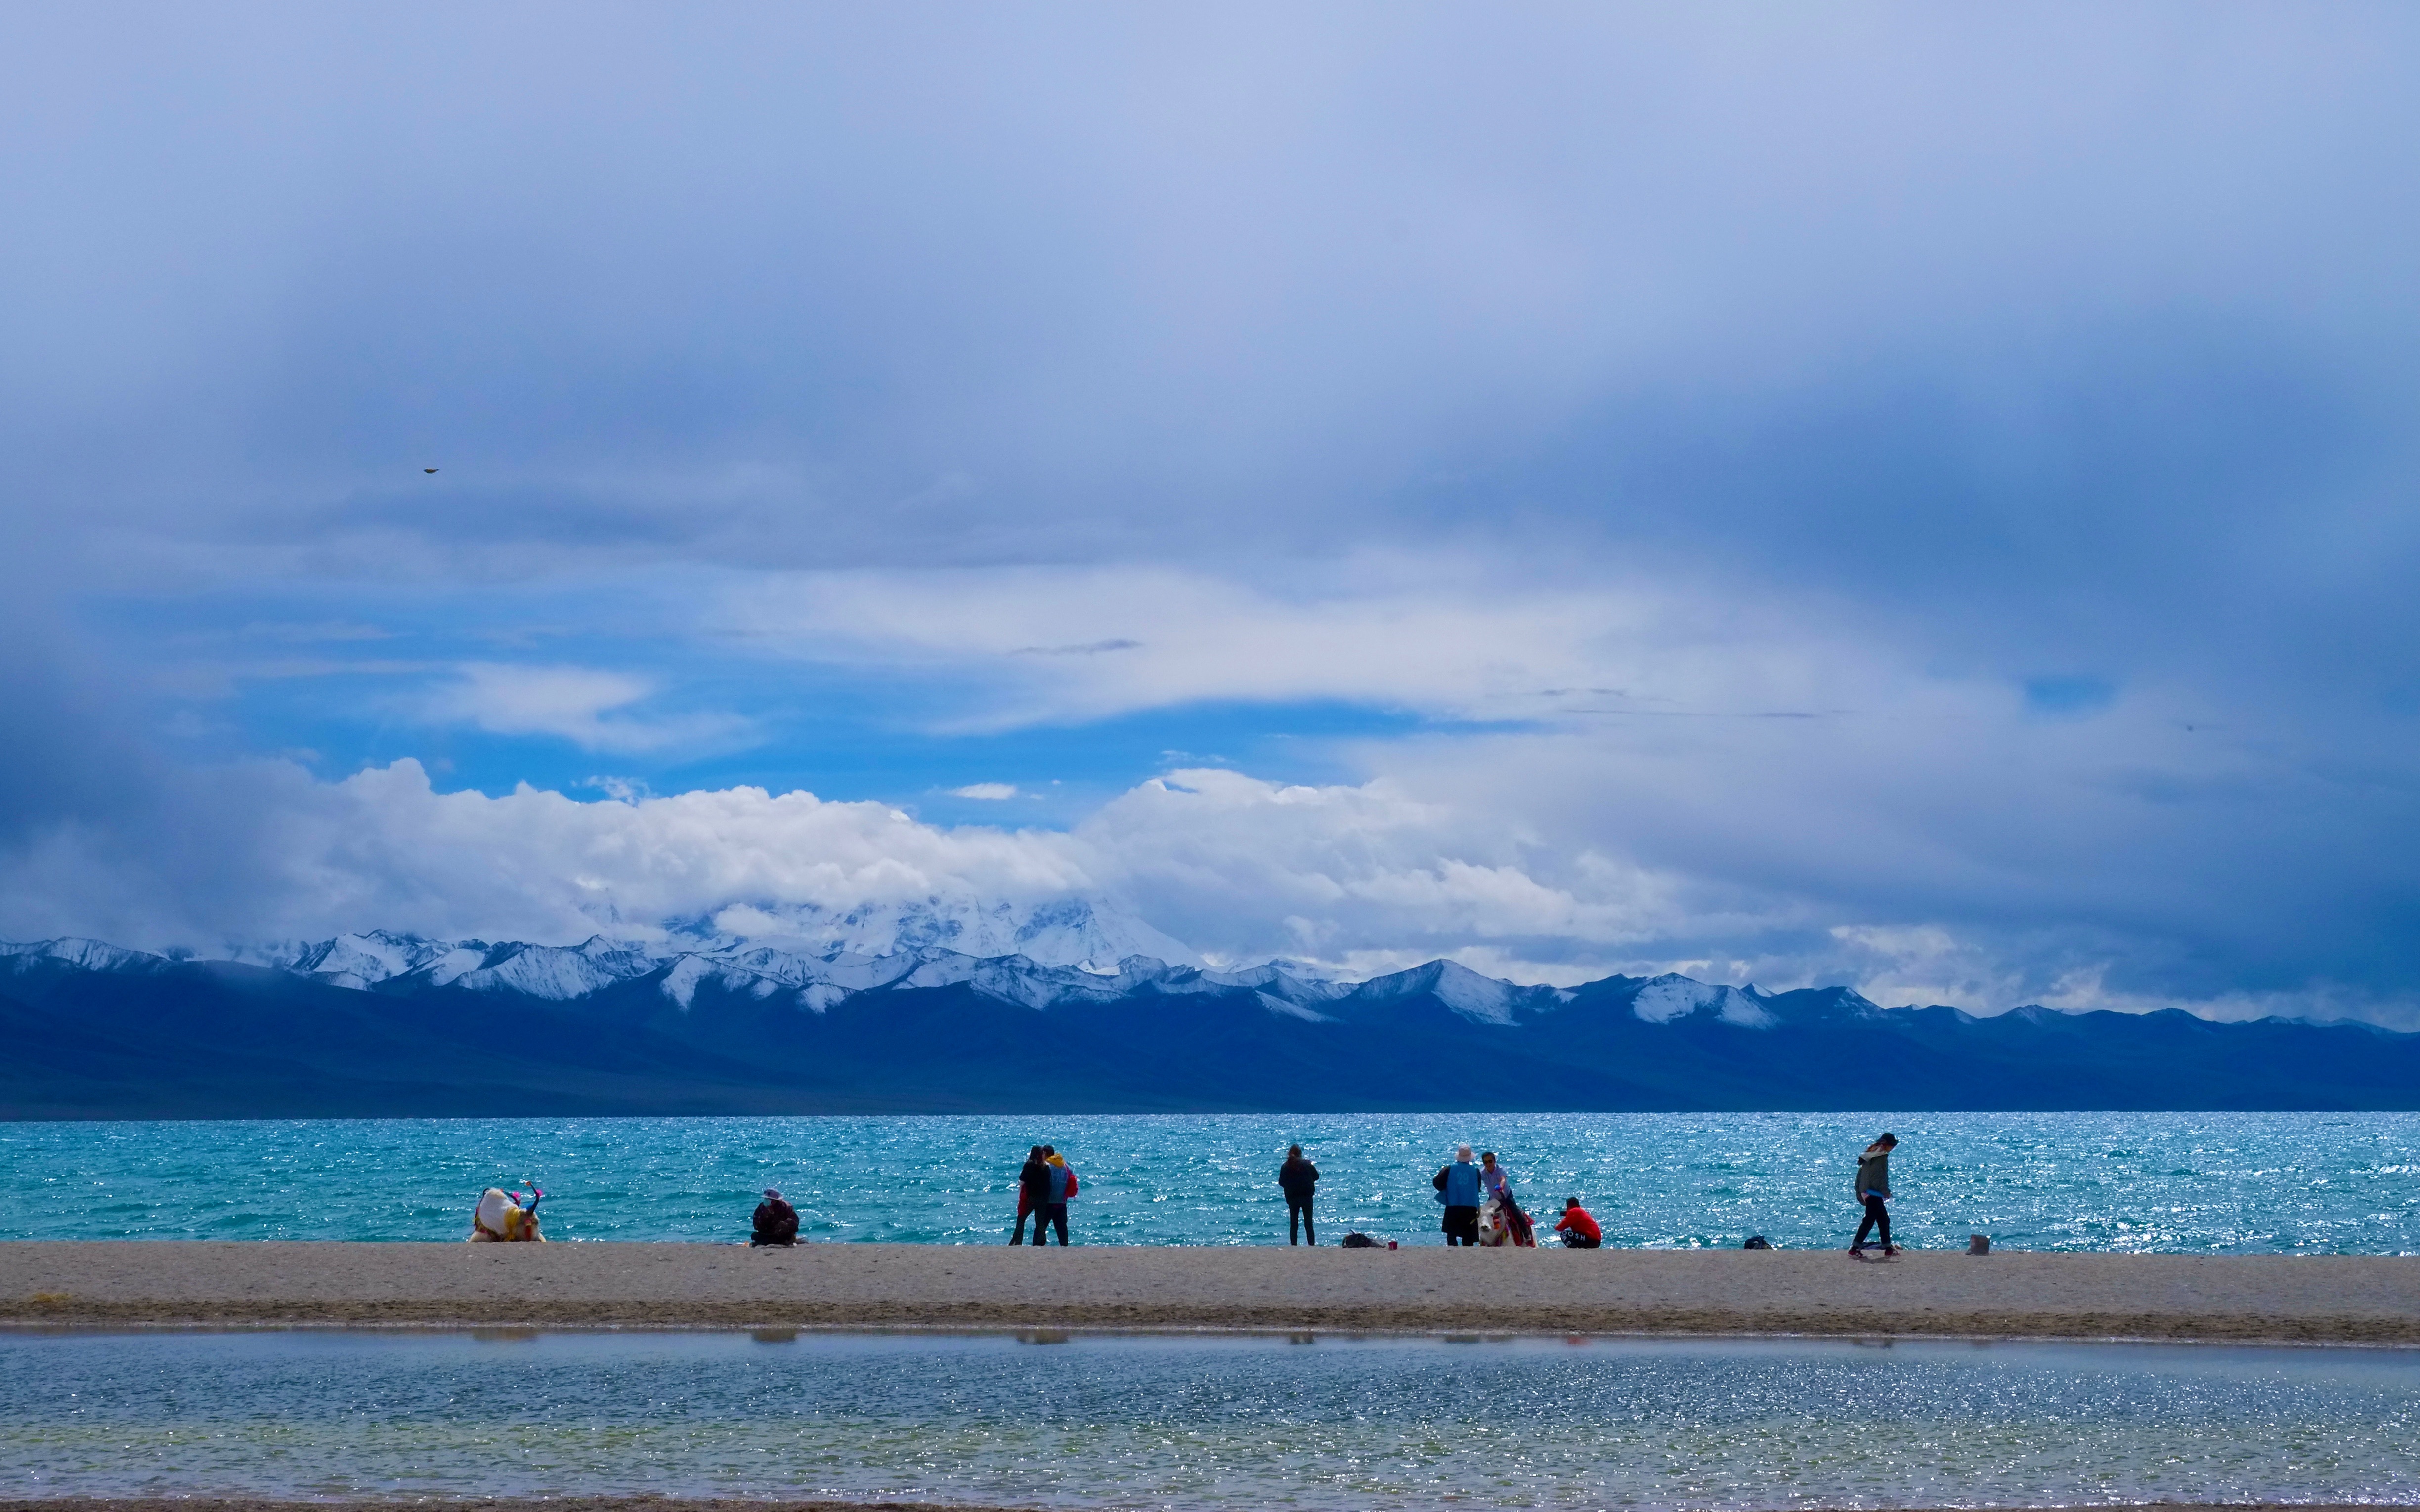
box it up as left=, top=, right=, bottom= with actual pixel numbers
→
left=0, top=1504, right=2399, bottom=1512
left=4, top=1241, right=2417, bottom=1343
left=5, top=1505, right=2397, bottom=1512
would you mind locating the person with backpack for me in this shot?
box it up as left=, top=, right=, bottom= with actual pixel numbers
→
left=751, top=1188, right=799, bottom=1246
left=1433, top=1144, right=1483, bottom=1245
left=1032, top=1146, right=1078, bottom=1245
left=1850, top=1132, right=1899, bottom=1258
left=1279, top=1144, right=1320, bottom=1245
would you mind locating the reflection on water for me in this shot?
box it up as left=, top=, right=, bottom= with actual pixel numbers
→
left=3, top=1110, right=2417, bottom=1251
left=2, top=1330, right=2416, bottom=1509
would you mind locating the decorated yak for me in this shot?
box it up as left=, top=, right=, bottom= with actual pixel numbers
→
left=468, top=1184, right=546, bottom=1242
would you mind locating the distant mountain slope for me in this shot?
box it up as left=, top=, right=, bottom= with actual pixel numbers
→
left=3, top=934, right=2417, bottom=1116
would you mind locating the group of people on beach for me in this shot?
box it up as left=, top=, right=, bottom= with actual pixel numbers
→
left=1426, top=1144, right=1600, bottom=1249
left=1259, top=1132, right=1892, bottom=1253
left=1012, top=1145, right=1080, bottom=1245
left=733, top=1129, right=1900, bottom=1252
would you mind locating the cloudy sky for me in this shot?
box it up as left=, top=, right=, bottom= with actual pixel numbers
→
left=4, top=5, right=2417, bottom=1021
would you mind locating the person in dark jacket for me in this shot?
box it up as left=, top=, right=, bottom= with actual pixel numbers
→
left=1850, top=1132, right=1899, bottom=1258
left=751, top=1188, right=799, bottom=1246
left=1279, top=1144, right=1320, bottom=1245
left=1013, top=1146, right=1051, bottom=1244
left=1011, top=1145, right=1046, bottom=1243
left=1433, top=1144, right=1483, bottom=1245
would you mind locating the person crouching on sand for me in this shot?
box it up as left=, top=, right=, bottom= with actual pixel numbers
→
left=1850, top=1132, right=1899, bottom=1258
left=1433, top=1145, right=1482, bottom=1245
left=1554, top=1197, right=1601, bottom=1248
left=752, top=1188, right=799, bottom=1246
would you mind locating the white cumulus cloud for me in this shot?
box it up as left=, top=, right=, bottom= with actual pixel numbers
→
left=419, top=663, right=748, bottom=753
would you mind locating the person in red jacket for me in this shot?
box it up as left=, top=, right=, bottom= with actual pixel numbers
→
left=1554, top=1197, right=1602, bottom=1249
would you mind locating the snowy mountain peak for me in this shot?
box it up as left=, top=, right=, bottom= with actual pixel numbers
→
left=8, top=925, right=1817, bottom=1035
left=682, top=896, right=1200, bottom=970
left=1630, top=974, right=1777, bottom=1028
left=0, top=937, right=170, bottom=975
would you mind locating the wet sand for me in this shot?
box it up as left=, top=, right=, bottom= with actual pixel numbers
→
left=4, top=1241, right=2418, bottom=1342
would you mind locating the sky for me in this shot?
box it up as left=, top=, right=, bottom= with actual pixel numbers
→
left=2, top=4, right=2418, bottom=1022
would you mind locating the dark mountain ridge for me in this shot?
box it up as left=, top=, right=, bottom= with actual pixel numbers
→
left=2, top=934, right=2414, bottom=1117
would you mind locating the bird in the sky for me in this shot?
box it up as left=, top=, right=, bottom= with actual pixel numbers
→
left=424, top=468, right=438, bottom=474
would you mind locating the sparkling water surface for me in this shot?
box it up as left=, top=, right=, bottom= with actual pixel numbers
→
left=3, top=1112, right=2416, bottom=1252
left=3, top=1330, right=2417, bottom=1509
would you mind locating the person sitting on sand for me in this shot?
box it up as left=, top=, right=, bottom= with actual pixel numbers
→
left=1279, top=1144, right=1320, bottom=1246
left=1554, top=1197, right=1602, bottom=1248
left=1433, top=1145, right=1483, bottom=1246
left=1850, top=1132, right=1899, bottom=1258
left=752, top=1188, right=799, bottom=1246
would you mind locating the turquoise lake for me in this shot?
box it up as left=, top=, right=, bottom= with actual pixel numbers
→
left=4, top=1330, right=2417, bottom=1508
left=2, top=1111, right=2415, bottom=1251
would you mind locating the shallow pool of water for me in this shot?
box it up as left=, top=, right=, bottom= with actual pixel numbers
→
left=3, top=1329, right=2416, bottom=1508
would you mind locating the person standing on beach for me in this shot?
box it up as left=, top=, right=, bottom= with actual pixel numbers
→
left=1433, top=1144, right=1483, bottom=1245
left=1011, top=1145, right=1047, bottom=1244
left=1850, top=1132, right=1899, bottom=1258
left=1279, top=1144, right=1320, bottom=1245
left=1032, top=1146, right=1077, bottom=1246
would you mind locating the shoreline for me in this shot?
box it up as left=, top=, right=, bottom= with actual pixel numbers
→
left=6, top=1243, right=2419, bottom=1344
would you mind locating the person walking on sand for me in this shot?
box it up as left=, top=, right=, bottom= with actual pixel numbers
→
left=1850, top=1132, right=1899, bottom=1258
left=1280, top=1144, right=1320, bottom=1245
left=1032, top=1146, right=1078, bottom=1246
left=1433, top=1144, right=1483, bottom=1246
left=1011, top=1145, right=1048, bottom=1244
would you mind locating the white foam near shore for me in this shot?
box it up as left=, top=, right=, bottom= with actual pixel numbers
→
left=6, top=1242, right=2419, bottom=1342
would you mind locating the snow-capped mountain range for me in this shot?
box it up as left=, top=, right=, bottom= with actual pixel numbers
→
left=223, top=895, right=1204, bottom=993
left=6, top=912, right=2418, bottom=1117
left=0, top=924, right=1556, bottom=1020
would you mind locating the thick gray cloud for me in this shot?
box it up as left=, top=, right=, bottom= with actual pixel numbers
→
left=2, top=4, right=2417, bottom=1020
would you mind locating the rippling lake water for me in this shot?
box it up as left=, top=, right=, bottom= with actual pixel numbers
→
left=3, top=1330, right=2416, bottom=1509
left=3, top=1111, right=2416, bottom=1251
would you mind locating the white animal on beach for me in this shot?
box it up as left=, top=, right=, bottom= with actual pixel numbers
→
left=1477, top=1193, right=1535, bottom=1247
left=468, top=1186, right=545, bottom=1242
